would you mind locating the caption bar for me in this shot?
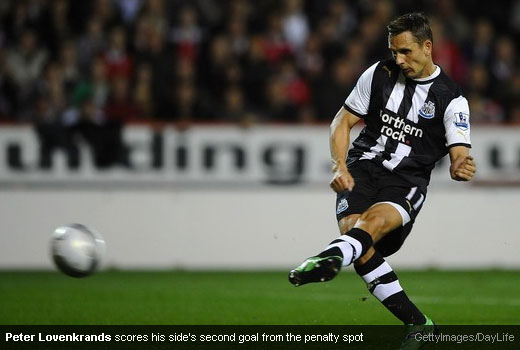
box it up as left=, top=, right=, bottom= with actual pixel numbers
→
left=5, top=331, right=363, bottom=344
left=2, top=326, right=520, bottom=349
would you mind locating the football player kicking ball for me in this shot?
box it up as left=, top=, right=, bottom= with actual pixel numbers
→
left=289, top=13, right=476, bottom=349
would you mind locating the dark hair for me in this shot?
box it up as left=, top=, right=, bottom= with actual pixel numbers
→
left=387, top=12, right=433, bottom=44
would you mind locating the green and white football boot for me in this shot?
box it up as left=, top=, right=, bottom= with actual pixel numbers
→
left=399, top=316, right=438, bottom=350
left=288, top=256, right=342, bottom=286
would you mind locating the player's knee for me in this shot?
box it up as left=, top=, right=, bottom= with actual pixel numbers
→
left=338, top=215, right=359, bottom=234
left=357, top=212, right=387, bottom=236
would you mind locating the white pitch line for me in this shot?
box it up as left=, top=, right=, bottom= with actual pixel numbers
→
left=411, top=296, right=520, bottom=307
left=262, top=291, right=520, bottom=307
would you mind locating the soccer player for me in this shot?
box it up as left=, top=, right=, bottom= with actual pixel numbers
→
left=288, top=13, right=476, bottom=349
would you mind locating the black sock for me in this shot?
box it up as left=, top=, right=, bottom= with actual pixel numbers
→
left=354, top=251, right=426, bottom=325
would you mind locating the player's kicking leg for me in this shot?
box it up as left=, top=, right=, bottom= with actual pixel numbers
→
left=288, top=213, right=366, bottom=285
left=288, top=225, right=371, bottom=286
left=289, top=204, right=398, bottom=286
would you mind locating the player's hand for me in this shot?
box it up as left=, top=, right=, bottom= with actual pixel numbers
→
left=330, top=164, right=355, bottom=192
left=450, top=155, right=476, bottom=181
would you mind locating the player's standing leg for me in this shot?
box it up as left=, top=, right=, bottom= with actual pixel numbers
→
left=353, top=249, right=436, bottom=349
left=339, top=210, right=430, bottom=326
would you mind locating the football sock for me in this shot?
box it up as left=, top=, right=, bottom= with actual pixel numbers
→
left=354, top=251, right=426, bottom=325
left=318, top=228, right=373, bottom=266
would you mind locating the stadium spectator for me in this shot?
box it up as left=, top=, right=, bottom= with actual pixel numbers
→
left=64, top=91, right=127, bottom=168
left=430, top=17, right=468, bottom=84
left=504, top=69, right=520, bottom=122
left=242, top=35, right=272, bottom=111
left=463, top=63, right=506, bottom=123
left=133, top=16, right=154, bottom=56
left=326, top=0, right=358, bottom=40
left=115, top=0, right=143, bottom=25
left=491, top=36, right=518, bottom=113
left=465, top=63, right=492, bottom=96
left=73, top=57, right=110, bottom=114
left=263, top=12, right=293, bottom=65
left=105, top=75, right=142, bottom=122
left=467, top=93, right=505, bottom=124
left=7, top=28, right=48, bottom=117
left=228, top=0, right=251, bottom=23
left=223, top=61, right=244, bottom=89
left=509, top=104, right=520, bottom=124
left=297, top=105, right=318, bottom=124
left=139, top=0, right=168, bottom=37
left=226, top=15, right=250, bottom=59
left=58, top=39, right=80, bottom=95
left=62, top=91, right=105, bottom=167
left=134, top=23, right=175, bottom=119
left=315, top=15, right=346, bottom=67
left=278, top=57, right=311, bottom=108
left=435, top=0, right=470, bottom=44
left=220, top=85, right=256, bottom=125
left=491, top=36, right=517, bottom=83
left=0, top=48, right=19, bottom=120
left=2, top=1, right=41, bottom=46
left=511, top=0, right=520, bottom=35
left=202, top=34, right=234, bottom=100
left=463, top=18, right=494, bottom=65
left=77, top=18, right=107, bottom=74
left=90, top=0, right=122, bottom=31
left=164, top=79, right=210, bottom=122
left=103, top=26, right=132, bottom=80
left=263, top=75, right=298, bottom=122
left=313, top=55, right=359, bottom=120
left=281, top=0, right=310, bottom=53
left=36, top=61, right=66, bottom=120
left=33, top=93, right=79, bottom=169
left=39, top=0, right=71, bottom=56
left=170, top=5, right=203, bottom=63
left=133, top=63, right=155, bottom=119
left=297, top=32, right=324, bottom=82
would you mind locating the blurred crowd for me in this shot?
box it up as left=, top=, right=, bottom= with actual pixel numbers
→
left=1, top=0, right=520, bottom=131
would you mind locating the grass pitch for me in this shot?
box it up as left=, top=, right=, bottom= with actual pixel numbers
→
left=1, top=270, right=519, bottom=325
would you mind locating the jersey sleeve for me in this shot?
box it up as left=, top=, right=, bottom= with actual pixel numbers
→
left=344, top=61, right=379, bottom=117
left=443, top=95, right=471, bottom=148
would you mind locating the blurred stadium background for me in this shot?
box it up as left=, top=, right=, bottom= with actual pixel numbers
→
left=0, top=0, right=520, bottom=325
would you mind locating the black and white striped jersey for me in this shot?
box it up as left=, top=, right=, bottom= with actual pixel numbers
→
left=343, top=59, right=471, bottom=190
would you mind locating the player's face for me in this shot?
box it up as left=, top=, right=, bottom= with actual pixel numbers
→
left=388, top=31, right=433, bottom=79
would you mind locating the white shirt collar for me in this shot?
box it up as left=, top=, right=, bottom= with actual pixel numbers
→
left=412, top=65, right=441, bottom=82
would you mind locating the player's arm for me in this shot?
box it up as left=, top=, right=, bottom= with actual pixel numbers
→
left=329, top=107, right=361, bottom=192
left=330, top=61, right=377, bottom=192
left=449, top=146, right=476, bottom=181
left=444, top=95, right=475, bottom=181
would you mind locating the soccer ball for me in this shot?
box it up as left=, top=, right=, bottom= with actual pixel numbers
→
left=51, top=224, right=105, bottom=277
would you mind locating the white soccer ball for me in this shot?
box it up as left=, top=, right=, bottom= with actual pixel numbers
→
left=51, top=224, right=105, bottom=277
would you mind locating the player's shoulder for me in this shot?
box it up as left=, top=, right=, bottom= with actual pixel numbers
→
left=431, top=68, right=463, bottom=99
left=429, top=69, right=469, bottom=115
left=378, top=58, right=400, bottom=73
left=364, top=59, right=400, bottom=84
left=371, top=59, right=400, bottom=76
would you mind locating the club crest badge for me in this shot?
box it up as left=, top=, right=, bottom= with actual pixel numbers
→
left=454, top=112, right=469, bottom=130
left=419, top=101, right=435, bottom=119
left=336, top=198, right=349, bottom=215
